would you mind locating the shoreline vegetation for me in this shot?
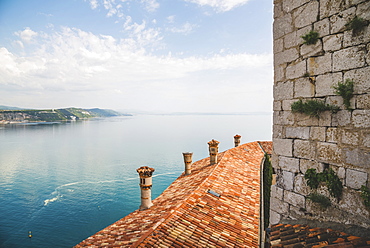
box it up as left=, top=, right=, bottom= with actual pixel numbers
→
left=0, top=107, right=131, bottom=124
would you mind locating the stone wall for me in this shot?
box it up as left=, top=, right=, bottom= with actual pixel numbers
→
left=272, top=0, right=370, bottom=229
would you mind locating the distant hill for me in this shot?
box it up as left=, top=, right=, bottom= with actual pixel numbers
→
left=0, top=107, right=131, bottom=123
left=0, top=105, right=25, bottom=110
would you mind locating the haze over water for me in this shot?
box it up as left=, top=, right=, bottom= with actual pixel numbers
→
left=0, top=114, right=271, bottom=248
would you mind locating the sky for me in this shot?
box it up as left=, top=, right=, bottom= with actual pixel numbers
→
left=0, top=0, right=273, bottom=113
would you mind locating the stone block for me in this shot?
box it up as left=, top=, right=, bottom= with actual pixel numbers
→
left=289, top=205, right=305, bottom=218
left=332, top=110, right=352, bottom=127
left=274, top=38, right=284, bottom=54
left=329, top=7, right=356, bottom=34
left=308, top=54, right=332, bottom=76
left=314, top=18, right=330, bottom=37
left=345, top=148, right=370, bottom=168
left=273, top=0, right=283, bottom=19
left=282, top=48, right=299, bottom=65
left=270, top=196, right=289, bottom=214
left=339, top=188, right=369, bottom=217
left=315, top=72, right=342, bottom=97
left=357, top=94, right=370, bottom=109
left=282, top=100, right=296, bottom=111
left=344, top=67, right=370, bottom=94
left=343, top=26, right=370, bottom=47
left=294, top=140, right=315, bottom=160
left=323, top=33, right=343, bottom=52
left=311, top=127, right=326, bottom=141
left=337, top=167, right=346, bottom=179
left=273, top=100, right=282, bottom=111
left=293, top=1, right=319, bottom=29
left=294, top=112, right=319, bottom=126
left=326, top=127, right=338, bottom=143
left=282, top=170, right=294, bottom=190
left=274, top=81, right=294, bottom=100
left=346, top=169, right=368, bottom=189
left=353, top=110, right=370, bottom=128
left=341, top=130, right=359, bottom=146
left=271, top=185, right=284, bottom=200
left=317, top=142, right=342, bottom=164
left=273, top=138, right=293, bottom=157
left=274, top=111, right=295, bottom=125
left=294, top=174, right=310, bottom=196
left=284, top=31, right=298, bottom=49
left=273, top=125, right=284, bottom=139
left=333, top=46, right=366, bottom=72
left=357, top=1, right=370, bottom=21
left=326, top=96, right=344, bottom=109
left=279, top=156, right=300, bottom=173
left=282, top=0, right=310, bottom=13
left=300, top=159, right=324, bottom=174
left=363, top=132, right=370, bottom=148
left=294, top=78, right=315, bottom=97
left=287, top=60, right=307, bottom=80
left=284, top=190, right=305, bottom=208
left=320, top=0, right=351, bottom=19
left=274, top=13, right=293, bottom=39
left=270, top=210, right=281, bottom=225
left=318, top=111, right=332, bottom=127
left=286, top=126, right=310, bottom=139
left=274, top=64, right=285, bottom=82
left=300, top=40, right=324, bottom=58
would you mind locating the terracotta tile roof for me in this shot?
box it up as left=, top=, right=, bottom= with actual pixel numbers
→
left=75, top=141, right=271, bottom=248
left=269, top=224, right=370, bottom=248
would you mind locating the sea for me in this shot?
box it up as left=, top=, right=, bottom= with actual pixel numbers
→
left=0, top=114, right=272, bottom=248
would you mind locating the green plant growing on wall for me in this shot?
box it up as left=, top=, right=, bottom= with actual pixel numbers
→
left=291, top=99, right=339, bottom=118
left=301, top=30, right=320, bottom=45
left=263, top=154, right=273, bottom=229
left=307, top=193, right=331, bottom=209
left=304, top=168, right=343, bottom=200
left=360, top=185, right=370, bottom=209
left=333, top=79, right=354, bottom=110
left=346, top=16, right=368, bottom=35
left=304, top=168, right=321, bottom=189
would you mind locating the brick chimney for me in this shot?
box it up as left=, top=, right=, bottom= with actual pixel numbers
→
left=182, top=152, right=193, bottom=175
left=234, top=134, right=241, bottom=147
left=137, top=166, right=155, bottom=210
left=208, top=139, right=220, bottom=165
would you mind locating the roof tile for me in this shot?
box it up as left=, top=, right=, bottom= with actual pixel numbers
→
left=76, top=141, right=270, bottom=247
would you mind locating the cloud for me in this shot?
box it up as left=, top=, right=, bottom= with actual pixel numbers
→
left=0, top=26, right=272, bottom=112
left=14, top=27, right=38, bottom=43
left=167, top=15, right=175, bottom=23
left=183, top=0, right=251, bottom=12
left=141, top=0, right=159, bottom=12
left=85, top=0, right=159, bottom=19
left=168, top=22, right=197, bottom=35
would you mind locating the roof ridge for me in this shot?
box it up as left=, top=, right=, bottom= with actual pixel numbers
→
left=130, top=141, right=265, bottom=247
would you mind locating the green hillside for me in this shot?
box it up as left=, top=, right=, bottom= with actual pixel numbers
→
left=0, top=107, right=130, bottom=122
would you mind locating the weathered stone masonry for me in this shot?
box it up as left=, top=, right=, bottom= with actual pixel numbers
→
left=272, top=0, right=370, bottom=228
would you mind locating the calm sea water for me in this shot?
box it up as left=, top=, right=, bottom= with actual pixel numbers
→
left=0, top=114, right=272, bottom=248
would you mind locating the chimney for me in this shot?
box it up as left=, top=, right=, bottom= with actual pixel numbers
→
left=208, top=139, right=220, bottom=165
left=182, top=152, right=193, bottom=175
left=137, top=166, right=155, bottom=210
left=234, top=134, right=241, bottom=147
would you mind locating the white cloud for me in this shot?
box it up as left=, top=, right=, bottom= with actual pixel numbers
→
left=141, top=0, right=159, bottom=12
left=15, top=27, right=38, bottom=43
left=184, top=0, right=251, bottom=12
left=85, top=0, right=159, bottom=19
left=167, top=15, right=175, bottom=23
left=0, top=27, right=272, bottom=112
left=168, top=22, right=197, bottom=35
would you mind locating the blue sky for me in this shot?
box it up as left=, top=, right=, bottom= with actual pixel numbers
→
left=0, top=0, right=273, bottom=113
